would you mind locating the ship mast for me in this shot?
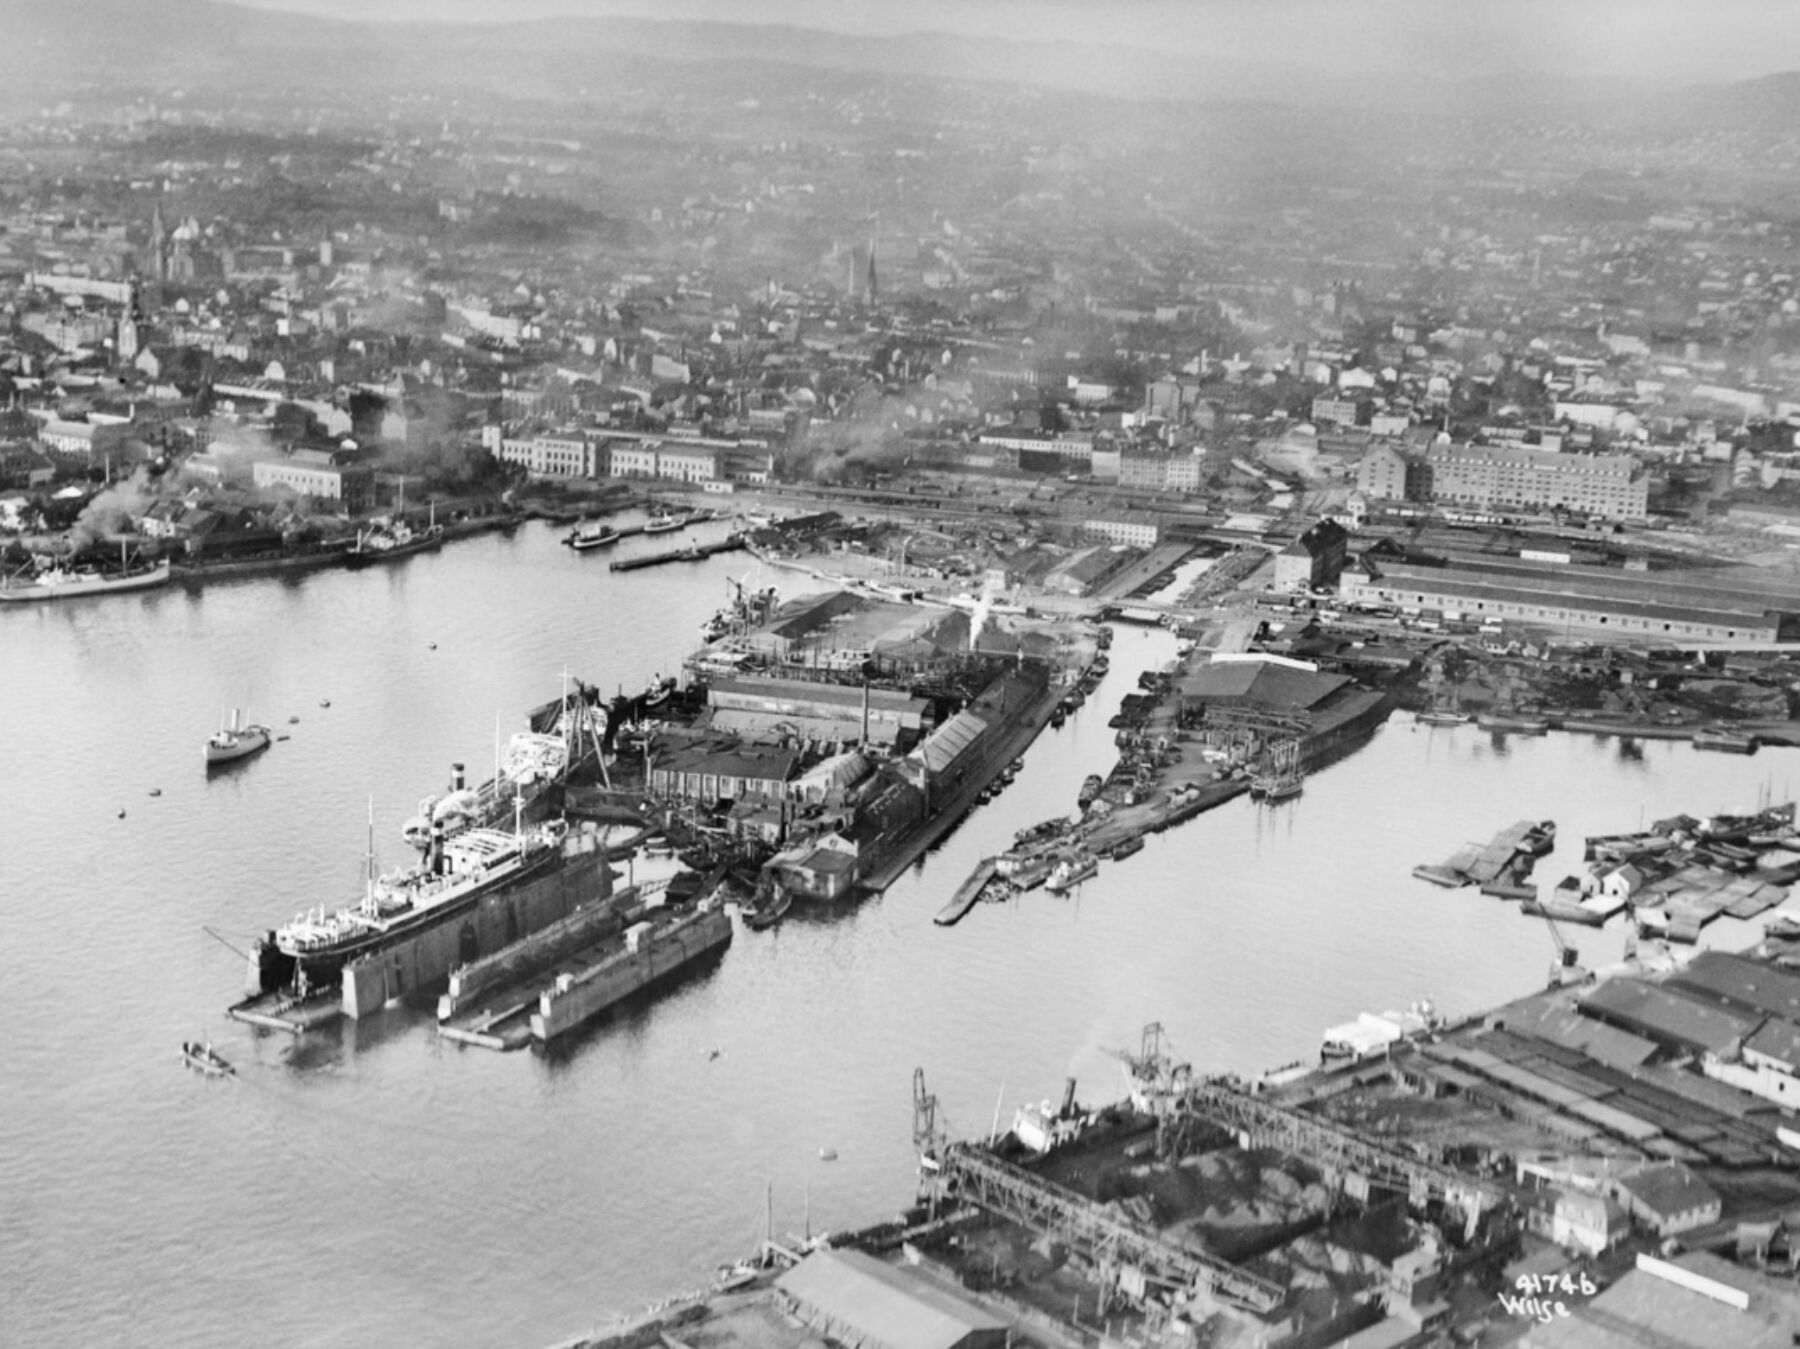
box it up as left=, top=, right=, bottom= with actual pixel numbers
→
left=363, top=795, right=377, bottom=914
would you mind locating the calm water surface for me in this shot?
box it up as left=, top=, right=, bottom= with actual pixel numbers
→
left=1, top=520, right=1791, bottom=1347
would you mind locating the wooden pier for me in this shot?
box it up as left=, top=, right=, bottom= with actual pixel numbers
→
left=935, top=858, right=999, bottom=927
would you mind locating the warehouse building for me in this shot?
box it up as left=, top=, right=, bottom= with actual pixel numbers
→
left=1340, top=556, right=1791, bottom=643
left=774, top=1249, right=1009, bottom=1349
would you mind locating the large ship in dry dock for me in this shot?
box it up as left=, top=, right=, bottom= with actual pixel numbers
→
left=233, top=813, right=611, bottom=1026
left=230, top=680, right=615, bottom=1031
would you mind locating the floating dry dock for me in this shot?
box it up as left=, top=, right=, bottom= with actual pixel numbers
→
left=437, top=893, right=731, bottom=1050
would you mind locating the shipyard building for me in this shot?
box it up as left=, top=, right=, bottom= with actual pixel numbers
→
left=1179, top=653, right=1392, bottom=766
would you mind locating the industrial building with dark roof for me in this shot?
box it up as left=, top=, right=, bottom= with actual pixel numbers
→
left=1577, top=978, right=1763, bottom=1057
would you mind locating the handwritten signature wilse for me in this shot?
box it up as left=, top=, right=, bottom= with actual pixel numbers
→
left=1496, top=1270, right=1597, bottom=1322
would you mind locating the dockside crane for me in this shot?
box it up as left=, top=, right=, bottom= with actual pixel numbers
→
left=912, top=1067, right=947, bottom=1216
left=1544, top=913, right=1582, bottom=986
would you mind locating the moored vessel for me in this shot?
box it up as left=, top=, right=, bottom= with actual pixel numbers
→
left=233, top=806, right=605, bottom=1025
left=205, top=709, right=272, bottom=767
left=342, top=516, right=444, bottom=569
left=1044, top=852, right=1098, bottom=894
left=1415, top=708, right=1470, bottom=726
left=564, top=522, right=621, bottom=551
left=1692, top=726, right=1758, bottom=754
left=1476, top=711, right=1550, bottom=734
left=0, top=553, right=171, bottom=603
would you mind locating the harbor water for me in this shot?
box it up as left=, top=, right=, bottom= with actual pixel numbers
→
left=2, top=519, right=1792, bottom=1347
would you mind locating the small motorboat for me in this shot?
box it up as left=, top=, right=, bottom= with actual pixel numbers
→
left=1415, top=709, right=1470, bottom=726
left=181, top=1040, right=235, bottom=1076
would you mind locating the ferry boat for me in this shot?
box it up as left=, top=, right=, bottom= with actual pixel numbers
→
left=0, top=554, right=171, bottom=603
left=564, top=522, right=621, bottom=551
left=205, top=709, right=272, bottom=767
left=643, top=510, right=688, bottom=535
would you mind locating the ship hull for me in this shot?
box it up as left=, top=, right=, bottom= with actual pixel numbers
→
left=0, top=559, right=172, bottom=602
left=341, top=530, right=443, bottom=570
left=241, top=842, right=607, bottom=1020
left=529, top=905, right=731, bottom=1044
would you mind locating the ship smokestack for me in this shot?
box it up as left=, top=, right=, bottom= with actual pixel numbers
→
left=431, top=823, right=446, bottom=876
left=451, top=762, right=465, bottom=791
left=1061, top=1077, right=1077, bottom=1118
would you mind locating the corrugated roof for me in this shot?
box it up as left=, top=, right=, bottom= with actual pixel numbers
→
left=1563, top=1098, right=1663, bottom=1143
left=1667, top=951, right=1800, bottom=1023
left=709, top=676, right=928, bottom=715
left=1744, top=1017, right=1800, bottom=1072
left=1493, top=994, right=1659, bottom=1070
left=1179, top=659, right=1350, bottom=710
left=776, top=1249, right=1007, bottom=1349
left=910, top=710, right=987, bottom=775
left=1579, top=979, right=1763, bottom=1055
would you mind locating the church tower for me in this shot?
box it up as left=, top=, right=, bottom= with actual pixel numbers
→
left=147, top=202, right=168, bottom=284
left=116, top=307, right=140, bottom=365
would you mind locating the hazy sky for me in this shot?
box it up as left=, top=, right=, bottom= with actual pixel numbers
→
left=224, top=0, right=1800, bottom=83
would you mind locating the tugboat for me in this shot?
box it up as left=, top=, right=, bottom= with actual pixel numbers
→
left=205, top=709, right=273, bottom=768
left=1077, top=774, right=1104, bottom=809
left=564, top=522, right=621, bottom=551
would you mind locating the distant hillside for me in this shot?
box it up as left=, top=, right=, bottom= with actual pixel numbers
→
left=0, top=0, right=1791, bottom=122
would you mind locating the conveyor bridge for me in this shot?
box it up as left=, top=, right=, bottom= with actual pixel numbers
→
left=1175, top=1079, right=1506, bottom=1217
left=938, top=1141, right=1285, bottom=1314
